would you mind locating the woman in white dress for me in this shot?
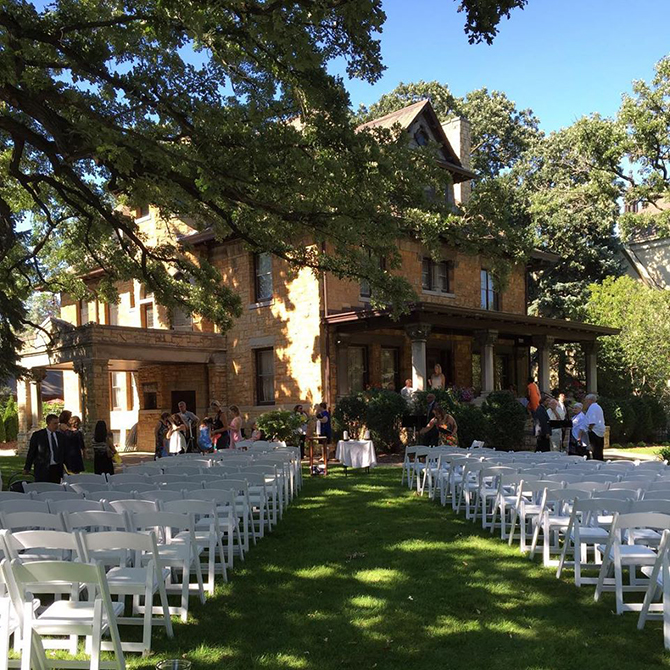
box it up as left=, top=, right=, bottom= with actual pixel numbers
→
left=428, top=363, right=445, bottom=390
left=167, top=414, right=187, bottom=455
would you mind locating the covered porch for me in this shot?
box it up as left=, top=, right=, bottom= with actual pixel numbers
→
left=326, top=303, right=618, bottom=398
left=18, top=319, right=227, bottom=452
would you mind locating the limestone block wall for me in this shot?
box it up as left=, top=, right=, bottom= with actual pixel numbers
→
left=325, top=239, right=527, bottom=315
left=210, top=240, right=324, bottom=422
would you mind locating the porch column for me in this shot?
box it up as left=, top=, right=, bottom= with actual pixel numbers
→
left=475, top=330, right=498, bottom=395
left=533, top=335, right=554, bottom=394
left=17, top=378, right=33, bottom=456
left=74, top=358, right=111, bottom=450
left=335, top=334, right=350, bottom=397
left=405, top=324, right=432, bottom=391
left=583, top=341, right=599, bottom=394
left=29, top=368, right=46, bottom=429
left=207, top=353, right=228, bottom=406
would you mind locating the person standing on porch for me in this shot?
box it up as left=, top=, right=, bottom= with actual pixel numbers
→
left=401, top=379, right=415, bottom=405
left=23, top=414, right=65, bottom=483
left=526, top=377, right=540, bottom=416
left=428, top=364, right=445, bottom=390
left=583, top=393, right=605, bottom=461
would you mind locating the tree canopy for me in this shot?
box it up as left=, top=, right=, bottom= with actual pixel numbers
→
left=0, top=0, right=531, bottom=379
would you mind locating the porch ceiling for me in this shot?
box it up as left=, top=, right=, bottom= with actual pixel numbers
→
left=20, top=321, right=226, bottom=369
left=324, top=303, right=619, bottom=344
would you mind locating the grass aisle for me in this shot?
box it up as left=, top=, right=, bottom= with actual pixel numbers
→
left=131, top=468, right=669, bottom=670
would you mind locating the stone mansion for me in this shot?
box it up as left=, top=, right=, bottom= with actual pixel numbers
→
left=17, top=100, right=616, bottom=451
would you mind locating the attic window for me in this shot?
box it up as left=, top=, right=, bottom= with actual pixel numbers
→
left=414, top=129, right=430, bottom=147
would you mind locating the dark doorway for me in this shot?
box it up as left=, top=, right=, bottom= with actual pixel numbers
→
left=427, top=347, right=454, bottom=385
left=171, top=390, right=196, bottom=414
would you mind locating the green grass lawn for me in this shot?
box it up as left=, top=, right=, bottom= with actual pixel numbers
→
left=118, top=467, right=670, bottom=670
left=608, top=446, right=664, bottom=458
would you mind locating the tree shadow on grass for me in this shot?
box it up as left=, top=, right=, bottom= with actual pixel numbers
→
left=126, top=468, right=670, bottom=670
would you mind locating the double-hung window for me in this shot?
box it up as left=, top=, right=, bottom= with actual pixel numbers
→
left=421, top=258, right=452, bottom=293
left=255, top=348, right=275, bottom=405
left=254, top=252, right=273, bottom=303
left=480, top=269, right=500, bottom=311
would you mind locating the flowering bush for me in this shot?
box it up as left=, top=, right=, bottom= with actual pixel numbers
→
left=255, top=410, right=304, bottom=443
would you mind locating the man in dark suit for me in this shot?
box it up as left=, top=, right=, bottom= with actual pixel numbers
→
left=23, top=414, right=65, bottom=483
left=534, top=395, right=552, bottom=453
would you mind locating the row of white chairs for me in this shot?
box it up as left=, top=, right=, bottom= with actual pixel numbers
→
left=0, top=445, right=302, bottom=667
left=410, top=445, right=670, bottom=651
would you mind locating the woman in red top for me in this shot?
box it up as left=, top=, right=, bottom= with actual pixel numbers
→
left=527, top=377, right=540, bottom=413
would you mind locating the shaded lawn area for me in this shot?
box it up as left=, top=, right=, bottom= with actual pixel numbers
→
left=609, top=446, right=664, bottom=458
left=125, top=467, right=669, bottom=670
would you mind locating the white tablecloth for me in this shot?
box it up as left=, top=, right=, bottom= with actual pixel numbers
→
left=335, top=440, right=377, bottom=469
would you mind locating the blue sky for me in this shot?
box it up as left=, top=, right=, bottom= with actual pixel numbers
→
left=336, top=0, right=670, bottom=133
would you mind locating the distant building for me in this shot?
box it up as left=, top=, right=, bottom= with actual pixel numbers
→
left=16, top=100, right=616, bottom=452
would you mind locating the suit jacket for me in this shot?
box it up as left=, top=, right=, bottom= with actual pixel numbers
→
left=25, top=428, right=65, bottom=480
left=534, top=405, right=551, bottom=438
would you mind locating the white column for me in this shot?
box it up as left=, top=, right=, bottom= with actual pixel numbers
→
left=475, top=330, right=498, bottom=395
left=405, top=324, right=432, bottom=391
left=28, top=368, right=46, bottom=429
left=583, top=341, right=599, bottom=394
left=533, top=336, right=554, bottom=394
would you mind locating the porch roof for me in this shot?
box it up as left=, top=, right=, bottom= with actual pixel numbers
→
left=324, top=303, right=619, bottom=344
left=20, top=320, right=226, bottom=371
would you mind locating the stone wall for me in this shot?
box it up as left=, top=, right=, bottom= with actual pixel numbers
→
left=325, top=239, right=527, bottom=315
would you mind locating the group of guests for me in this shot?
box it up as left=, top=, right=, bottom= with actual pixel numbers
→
left=293, top=403, right=332, bottom=458
left=526, top=378, right=606, bottom=460
left=23, top=412, right=118, bottom=482
left=153, top=401, right=245, bottom=458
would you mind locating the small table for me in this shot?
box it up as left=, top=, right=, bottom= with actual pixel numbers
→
left=307, top=436, right=329, bottom=476
left=336, top=440, right=377, bottom=476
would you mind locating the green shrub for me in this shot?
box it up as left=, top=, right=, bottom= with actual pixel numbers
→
left=658, top=446, right=670, bottom=463
left=0, top=414, right=6, bottom=442
left=601, top=396, right=637, bottom=444
left=481, top=391, right=527, bottom=450
left=3, top=397, right=18, bottom=442
left=451, top=403, right=490, bottom=450
left=610, top=443, right=622, bottom=450
left=255, top=410, right=304, bottom=443
left=630, top=397, right=652, bottom=443
left=42, top=399, right=64, bottom=419
left=365, top=390, right=408, bottom=452
left=413, top=389, right=458, bottom=416
left=645, top=396, right=668, bottom=440
left=332, top=395, right=367, bottom=437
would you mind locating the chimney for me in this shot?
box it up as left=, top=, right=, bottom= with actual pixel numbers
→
left=442, top=117, right=472, bottom=205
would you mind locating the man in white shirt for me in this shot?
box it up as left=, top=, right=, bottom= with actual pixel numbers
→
left=569, top=403, right=589, bottom=456
left=178, top=401, right=199, bottom=452
left=583, top=393, right=606, bottom=461
left=400, top=379, right=414, bottom=405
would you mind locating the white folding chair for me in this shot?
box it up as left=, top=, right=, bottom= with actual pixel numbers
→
left=490, top=474, right=539, bottom=540
left=108, top=483, right=158, bottom=494
left=0, top=500, right=50, bottom=515
left=86, top=492, right=136, bottom=503
left=2, top=558, right=125, bottom=670
left=79, top=530, right=173, bottom=656
left=128, top=511, right=205, bottom=622
left=637, top=529, right=670, bottom=649
left=48, top=499, right=104, bottom=514
left=595, top=512, right=670, bottom=614
left=163, top=499, right=228, bottom=593
left=507, top=481, right=564, bottom=552
left=557, top=498, right=632, bottom=587
left=1, top=511, right=65, bottom=533
left=138, top=490, right=184, bottom=504
left=236, top=472, right=271, bottom=538
left=32, top=491, right=83, bottom=503
left=187, top=489, right=244, bottom=568
left=64, top=474, right=108, bottom=485
left=107, top=500, right=158, bottom=515
left=22, top=483, right=66, bottom=495
left=105, top=474, right=148, bottom=484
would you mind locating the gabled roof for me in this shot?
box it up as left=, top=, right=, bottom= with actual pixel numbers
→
left=357, top=99, right=477, bottom=183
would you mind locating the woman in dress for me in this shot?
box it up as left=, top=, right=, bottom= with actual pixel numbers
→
left=154, top=412, right=171, bottom=459
left=58, top=409, right=84, bottom=474
left=547, top=398, right=562, bottom=451
left=91, top=420, right=116, bottom=476
left=167, top=414, right=187, bottom=455
left=420, top=405, right=458, bottom=446
left=209, top=401, right=230, bottom=450
left=428, top=364, right=446, bottom=390
left=67, top=415, right=86, bottom=473
left=228, top=405, right=243, bottom=448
